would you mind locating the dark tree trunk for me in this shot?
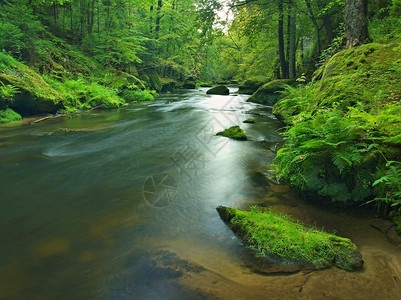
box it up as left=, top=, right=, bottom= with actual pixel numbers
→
left=288, top=0, right=296, bottom=79
left=278, top=1, right=289, bottom=79
left=345, top=0, right=369, bottom=48
left=155, top=0, right=163, bottom=39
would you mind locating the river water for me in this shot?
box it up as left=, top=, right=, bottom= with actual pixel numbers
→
left=1, top=88, right=400, bottom=299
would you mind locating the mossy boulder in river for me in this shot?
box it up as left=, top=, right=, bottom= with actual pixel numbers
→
left=243, top=118, right=255, bottom=124
left=237, top=76, right=270, bottom=95
left=247, top=79, right=295, bottom=105
left=216, top=206, right=363, bottom=271
left=183, top=81, right=196, bottom=89
left=206, top=85, right=229, bottom=95
left=216, top=126, right=247, bottom=140
left=0, top=52, right=63, bottom=115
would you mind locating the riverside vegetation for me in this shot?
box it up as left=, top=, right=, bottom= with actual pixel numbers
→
left=1, top=0, right=401, bottom=272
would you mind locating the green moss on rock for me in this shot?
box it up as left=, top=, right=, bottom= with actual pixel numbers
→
left=217, top=206, right=363, bottom=271
left=183, top=81, right=196, bottom=89
left=237, top=76, right=270, bottom=95
left=243, top=118, right=255, bottom=124
left=311, top=43, right=401, bottom=110
left=206, top=85, right=230, bottom=95
left=247, top=79, right=295, bottom=105
left=216, top=126, right=247, bottom=140
left=0, top=52, right=63, bottom=115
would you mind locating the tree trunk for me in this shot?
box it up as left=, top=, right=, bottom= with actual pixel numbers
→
left=155, top=0, right=163, bottom=39
left=345, top=0, right=369, bottom=48
left=278, top=1, right=289, bottom=79
left=289, top=0, right=296, bottom=79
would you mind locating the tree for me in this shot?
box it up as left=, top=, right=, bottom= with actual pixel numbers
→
left=344, top=0, right=369, bottom=48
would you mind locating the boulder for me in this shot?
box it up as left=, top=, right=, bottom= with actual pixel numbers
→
left=206, top=85, right=230, bottom=95
left=247, top=79, right=295, bottom=105
left=237, top=76, right=270, bottom=95
left=0, top=53, right=63, bottom=116
left=217, top=206, right=363, bottom=271
left=216, top=126, right=247, bottom=140
left=183, top=81, right=196, bottom=89
left=243, top=118, right=255, bottom=124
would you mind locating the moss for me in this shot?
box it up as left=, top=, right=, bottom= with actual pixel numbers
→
left=243, top=118, right=255, bottom=123
left=122, top=90, right=154, bottom=102
left=0, top=52, right=63, bottom=115
left=312, top=43, right=401, bottom=111
left=0, top=108, right=22, bottom=124
left=217, top=206, right=363, bottom=271
left=145, top=69, right=162, bottom=92
left=247, top=79, right=295, bottom=105
left=206, top=85, right=229, bottom=95
left=183, top=81, right=196, bottom=89
left=216, top=125, right=247, bottom=140
left=237, top=76, right=271, bottom=95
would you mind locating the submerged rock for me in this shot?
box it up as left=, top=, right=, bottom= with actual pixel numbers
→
left=247, top=79, right=295, bottom=106
left=206, top=85, right=229, bottom=95
left=216, top=206, right=363, bottom=271
left=243, top=118, right=255, bottom=124
left=216, top=126, right=247, bottom=140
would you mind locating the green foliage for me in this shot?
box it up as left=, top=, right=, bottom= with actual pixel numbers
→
left=221, top=206, right=362, bottom=270
left=274, top=109, right=377, bottom=203
left=370, top=161, right=401, bottom=213
left=392, top=0, right=401, bottom=17
left=45, top=77, right=125, bottom=110
left=0, top=81, right=19, bottom=109
left=0, top=108, right=22, bottom=124
left=121, top=89, right=154, bottom=103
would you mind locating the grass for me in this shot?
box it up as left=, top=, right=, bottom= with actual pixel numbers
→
left=217, top=206, right=363, bottom=270
left=216, top=125, right=247, bottom=140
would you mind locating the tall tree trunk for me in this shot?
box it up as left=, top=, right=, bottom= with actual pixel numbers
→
left=304, top=0, right=321, bottom=55
left=317, top=0, right=334, bottom=42
left=278, top=1, right=288, bottom=79
left=288, top=0, right=296, bottom=79
left=88, top=0, right=95, bottom=34
left=345, top=0, right=369, bottom=48
left=155, top=0, right=163, bottom=39
left=149, top=3, right=154, bottom=34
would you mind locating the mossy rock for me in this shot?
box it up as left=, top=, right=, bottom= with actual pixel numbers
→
left=247, top=79, right=295, bottom=105
left=0, top=52, right=63, bottom=116
left=206, top=85, right=230, bottom=95
left=310, top=43, right=401, bottom=110
left=243, top=118, right=255, bottom=124
left=237, top=76, right=271, bottom=95
left=216, top=126, right=247, bottom=140
left=145, top=69, right=162, bottom=92
left=160, top=78, right=177, bottom=93
left=183, top=81, right=196, bottom=89
left=217, top=206, right=363, bottom=271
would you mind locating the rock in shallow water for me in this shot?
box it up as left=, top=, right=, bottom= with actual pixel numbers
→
left=206, top=85, right=230, bottom=95
left=216, top=206, right=363, bottom=271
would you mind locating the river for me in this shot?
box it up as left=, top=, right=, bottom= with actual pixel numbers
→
left=1, top=88, right=400, bottom=299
